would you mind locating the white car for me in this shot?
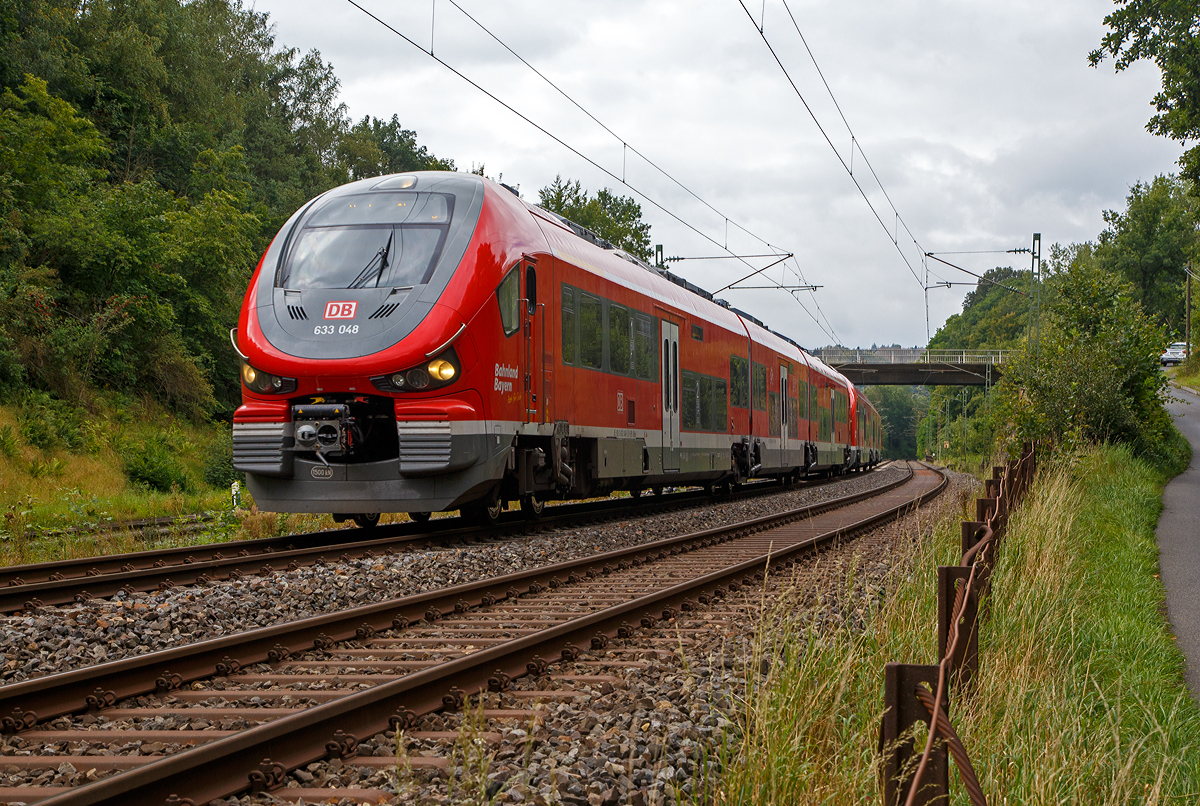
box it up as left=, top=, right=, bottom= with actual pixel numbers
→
left=1162, top=342, right=1187, bottom=366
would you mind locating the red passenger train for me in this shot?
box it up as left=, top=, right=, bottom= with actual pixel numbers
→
left=232, top=172, right=881, bottom=526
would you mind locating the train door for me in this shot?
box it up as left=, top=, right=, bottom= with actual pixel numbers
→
left=522, top=259, right=545, bottom=424
left=779, top=364, right=789, bottom=467
left=661, top=320, right=680, bottom=471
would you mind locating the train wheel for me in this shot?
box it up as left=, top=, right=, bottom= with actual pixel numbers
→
left=408, top=512, right=431, bottom=523
left=629, top=487, right=642, bottom=499
left=521, top=494, right=545, bottom=520
left=652, top=486, right=664, bottom=496
left=352, top=513, right=380, bottom=529
left=464, top=496, right=503, bottom=526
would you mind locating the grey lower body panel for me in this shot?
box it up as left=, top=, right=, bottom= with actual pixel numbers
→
left=245, top=434, right=502, bottom=514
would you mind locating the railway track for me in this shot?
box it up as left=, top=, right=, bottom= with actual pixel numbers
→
left=0, top=467, right=890, bottom=614
left=0, top=461, right=941, bottom=805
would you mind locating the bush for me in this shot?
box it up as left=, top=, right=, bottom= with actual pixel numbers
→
left=121, top=437, right=189, bottom=493
left=201, top=426, right=240, bottom=489
left=996, top=260, right=1172, bottom=459
left=16, top=391, right=83, bottom=451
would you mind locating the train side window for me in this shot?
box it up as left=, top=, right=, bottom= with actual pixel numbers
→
left=608, top=304, right=631, bottom=375
left=497, top=266, right=519, bottom=337
left=561, top=285, right=576, bottom=365
left=752, top=362, right=767, bottom=412
left=681, top=371, right=698, bottom=430
left=715, top=379, right=728, bottom=430
left=525, top=264, right=537, bottom=313
left=788, top=396, right=799, bottom=430
left=579, top=294, right=603, bottom=369
left=635, top=314, right=655, bottom=379
left=769, top=392, right=780, bottom=437
left=691, top=324, right=703, bottom=341
left=729, top=355, right=749, bottom=408
left=672, top=341, right=678, bottom=412
left=663, top=338, right=670, bottom=400
left=699, top=375, right=713, bottom=431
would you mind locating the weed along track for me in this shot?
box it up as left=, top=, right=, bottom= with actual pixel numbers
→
left=0, top=469, right=889, bottom=614
left=0, top=463, right=941, bottom=805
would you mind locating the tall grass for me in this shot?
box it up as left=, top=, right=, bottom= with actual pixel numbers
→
left=705, top=443, right=1200, bottom=804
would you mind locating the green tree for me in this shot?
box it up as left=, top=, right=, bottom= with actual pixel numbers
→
left=538, top=175, right=652, bottom=261
left=339, top=114, right=455, bottom=182
left=0, top=2, right=455, bottom=416
left=995, top=255, right=1170, bottom=458
left=1091, top=2, right=1200, bottom=185
left=863, top=385, right=926, bottom=459
left=1093, top=174, right=1196, bottom=334
left=928, top=266, right=1032, bottom=350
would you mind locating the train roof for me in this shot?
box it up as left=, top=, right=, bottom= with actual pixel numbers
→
left=510, top=188, right=822, bottom=354
left=495, top=180, right=861, bottom=389
left=516, top=195, right=748, bottom=334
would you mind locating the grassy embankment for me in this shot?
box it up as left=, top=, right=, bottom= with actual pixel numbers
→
left=0, top=397, right=402, bottom=566
left=704, top=434, right=1200, bottom=804
left=1173, top=363, right=1200, bottom=392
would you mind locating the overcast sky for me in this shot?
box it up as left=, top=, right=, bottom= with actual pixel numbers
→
left=256, top=0, right=1180, bottom=350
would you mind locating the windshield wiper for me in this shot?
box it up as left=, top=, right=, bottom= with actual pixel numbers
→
left=348, top=231, right=394, bottom=289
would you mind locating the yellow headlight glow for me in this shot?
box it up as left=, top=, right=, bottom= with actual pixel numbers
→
left=427, top=359, right=456, bottom=382
left=241, top=364, right=258, bottom=386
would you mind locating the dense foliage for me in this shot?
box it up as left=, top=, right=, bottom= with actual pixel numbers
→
left=1094, top=174, right=1196, bottom=334
left=0, top=0, right=455, bottom=418
left=537, top=175, right=653, bottom=262
left=927, top=266, right=1032, bottom=350
left=1091, top=1, right=1200, bottom=185
left=861, top=384, right=926, bottom=459
left=996, top=254, right=1173, bottom=459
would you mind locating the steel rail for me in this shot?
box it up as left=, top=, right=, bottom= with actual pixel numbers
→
left=0, top=469, right=884, bottom=612
left=31, top=464, right=945, bottom=806
left=0, top=466, right=914, bottom=725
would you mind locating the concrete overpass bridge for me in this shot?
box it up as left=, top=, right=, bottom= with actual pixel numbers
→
left=811, top=348, right=1009, bottom=386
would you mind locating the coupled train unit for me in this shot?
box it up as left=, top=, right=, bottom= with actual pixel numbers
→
left=232, top=172, right=882, bottom=526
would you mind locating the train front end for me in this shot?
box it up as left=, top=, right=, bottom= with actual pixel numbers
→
left=231, top=172, right=519, bottom=521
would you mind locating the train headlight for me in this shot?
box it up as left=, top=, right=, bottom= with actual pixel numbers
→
left=427, top=359, right=456, bottom=382
left=240, top=362, right=297, bottom=395
left=371, top=347, right=461, bottom=393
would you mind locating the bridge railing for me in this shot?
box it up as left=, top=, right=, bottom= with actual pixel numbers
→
left=813, top=348, right=1011, bottom=366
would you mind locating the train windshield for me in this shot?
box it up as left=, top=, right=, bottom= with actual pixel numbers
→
left=279, top=192, right=454, bottom=290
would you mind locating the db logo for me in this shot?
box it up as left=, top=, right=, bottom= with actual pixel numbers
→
left=324, top=301, right=357, bottom=320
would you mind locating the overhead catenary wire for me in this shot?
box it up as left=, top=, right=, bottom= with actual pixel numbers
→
left=443, top=0, right=778, bottom=256
left=930, top=250, right=1025, bottom=255
left=924, top=253, right=1028, bottom=297
left=344, top=0, right=843, bottom=345
left=712, top=254, right=794, bottom=295
left=439, top=0, right=836, bottom=341
left=737, top=0, right=927, bottom=292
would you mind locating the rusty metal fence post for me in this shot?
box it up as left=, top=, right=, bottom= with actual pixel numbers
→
left=880, top=445, right=1037, bottom=806
left=880, top=663, right=948, bottom=806
left=938, top=566, right=985, bottom=691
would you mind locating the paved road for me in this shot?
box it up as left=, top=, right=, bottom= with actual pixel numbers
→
left=1161, top=386, right=1200, bottom=696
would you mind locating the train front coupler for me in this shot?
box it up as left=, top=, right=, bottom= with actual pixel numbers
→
left=292, top=403, right=360, bottom=466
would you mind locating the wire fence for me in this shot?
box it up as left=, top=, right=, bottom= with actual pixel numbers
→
left=879, top=444, right=1037, bottom=806
left=814, top=348, right=1012, bottom=366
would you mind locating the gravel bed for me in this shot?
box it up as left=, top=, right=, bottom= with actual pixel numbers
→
left=201, top=468, right=979, bottom=806
left=0, top=468, right=907, bottom=686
